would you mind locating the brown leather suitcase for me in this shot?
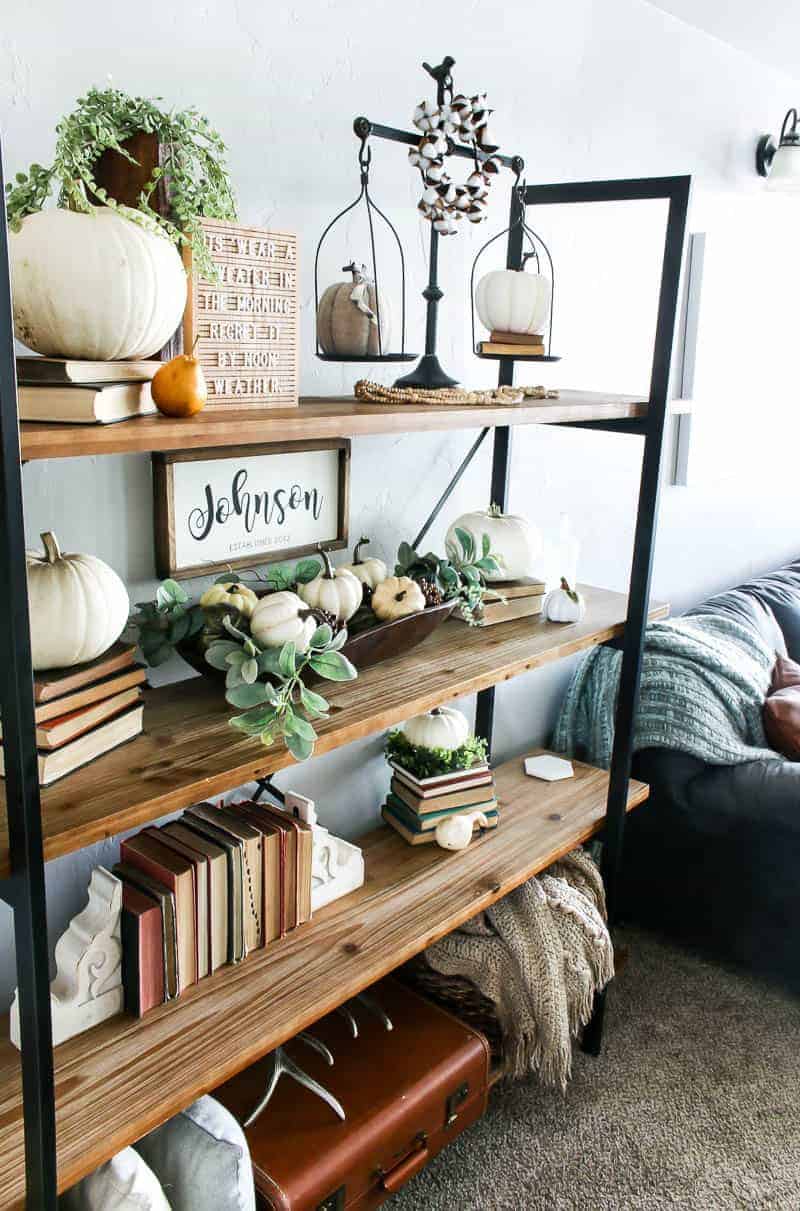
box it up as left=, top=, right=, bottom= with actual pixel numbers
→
left=214, top=978, right=491, bottom=1210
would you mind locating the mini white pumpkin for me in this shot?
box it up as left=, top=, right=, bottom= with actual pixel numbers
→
left=26, top=532, right=130, bottom=670
left=340, top=537, right=388, bottom=590
left=199, top=580, right=258, bottom=618
left=371, top=576, right=425, bottom=622
left=401, top=706, right=470, bottom=752
left=446, top=504, right=543, bottom=582
left=297, top=548, right=362, bottom=622
left=543, top=578, right=587, bottom=624
left=475, top=258, right=552, bottom=337
left=250, top=591, right=317, bottom=653
left=435, top=811, right=490, bottom=851
left=11, top=208, right=187, bottom=360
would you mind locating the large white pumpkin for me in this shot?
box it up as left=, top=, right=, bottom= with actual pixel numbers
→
left=447, top=506, right=543, bottom=582
left=26, top=532, right=130, bottom=670
left=10, top=208, right=187, bottom=360
left=475, top=266, right=551, bottom=337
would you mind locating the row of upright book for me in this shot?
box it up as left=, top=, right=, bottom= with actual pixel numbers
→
left=382, top=760, right=499, bottom=846
left=115, top=798, right=313, bottom=1017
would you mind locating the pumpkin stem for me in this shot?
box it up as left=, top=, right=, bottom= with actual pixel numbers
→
left=487, top=503, right=503, bottom=517
left=41, top=532, right=61, bottom=564
left=317, top=544, right=336, bottom=580
left=353, top=536, right=371, bottom=565
left=560, top=577, right=579, bottom=602
left=394, top=591, right=407, bottom=602
left=342, top=261, right=359, bottom=282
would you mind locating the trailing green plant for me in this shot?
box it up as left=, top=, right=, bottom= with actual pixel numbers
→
left=395, top=528, right=503, bottom=624
left=5, top=86, right=236, bottom=279
left=126, top=578, right=205, bottom=667
left=385, top=729, right=489, bottom=780
left=217, top=556, right=321, bottom=593
left=206, top=617, right=356, bottom=761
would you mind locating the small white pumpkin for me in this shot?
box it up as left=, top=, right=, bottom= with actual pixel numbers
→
left=199, top=580, right=258, bottom=618
left=10, top=208, right=187, bottom=361
left=250, top=591, right=317, bottom=653
left=26, top=532, right=130, bottom=670
left=475, top=258, right=551, bottom=337
left=435, top=811, right=490, bottom=851
left=446, top=504, right=543, bottom=582
left=297, top=548, right=362, bottom=622
left=543, top=578, right=587, bottom=624
left=340, top=536, right=388, bottom=590
left=401, top=706, right=470, bottom=752
left=371, top=576, right=425, bottom=623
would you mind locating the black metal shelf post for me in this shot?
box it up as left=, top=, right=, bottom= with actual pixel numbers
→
left=0, top=139, right=58, bottom=1208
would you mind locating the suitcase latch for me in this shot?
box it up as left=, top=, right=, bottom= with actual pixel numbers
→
left=445, top=1081, right=470, bottom=1128
left=316, top=1187, right=345, bottom=1211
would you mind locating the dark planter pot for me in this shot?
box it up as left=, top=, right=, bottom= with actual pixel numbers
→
left=177, top=599, right=455, bottom=685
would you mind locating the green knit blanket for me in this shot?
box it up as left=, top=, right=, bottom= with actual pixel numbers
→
left=552, top=613, right=781, bottom=768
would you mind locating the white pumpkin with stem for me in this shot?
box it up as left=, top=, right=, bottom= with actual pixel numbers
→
left=371, top=576, right=425, bottom=622
left=446, top=504, right=543, bottom=582
left=297, top=548, right=362, bottom=623
left=10, top=208, right=187, bottom=360
left=340, top=537, right=388, bottom=590
left=250, top=591, right=318, bottom=653
left=435, top=810, right=490, bottom=851
left=475, top=254, right=552, bottom=337
left=401, top=705, right=470, bottom=752
left=26, top=532, right=130, bottom=670
left=543, top=578, right=586, bottom=624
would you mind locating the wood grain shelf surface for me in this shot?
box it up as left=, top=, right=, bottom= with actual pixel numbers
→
left=19, top=390, right=648, bottom=460
left=0, top=587, right=667, bottom=875
left=0, top=751, right=649, bottom=1206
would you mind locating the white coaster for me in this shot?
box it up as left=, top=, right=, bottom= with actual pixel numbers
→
left=524, top=754, right=574, bottom=782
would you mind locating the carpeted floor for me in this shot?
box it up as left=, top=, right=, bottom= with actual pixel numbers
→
left=389, top=928, right=800, bottom=1210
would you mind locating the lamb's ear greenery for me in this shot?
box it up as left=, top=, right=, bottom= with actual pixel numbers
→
left=394, top=530, right=503, bottom=624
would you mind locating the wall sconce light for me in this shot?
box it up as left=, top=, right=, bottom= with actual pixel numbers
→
left=756, top=108, right=800, bottom=189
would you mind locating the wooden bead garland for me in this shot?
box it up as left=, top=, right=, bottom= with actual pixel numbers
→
left=354, top=380, right=559, bottom=407
left=409, top=92, right=501, bottom=234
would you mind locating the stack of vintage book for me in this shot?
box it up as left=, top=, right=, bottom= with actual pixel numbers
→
left=16, top=356, right=159, bottom=424
left=0, top=642, right=145, bottom=786
left=459, top=577, right=546, bottom=627
left=477, top=331, right=546, bottom=358
left=382, top=760, right=499, bottom=846
left=115, top=798, right=314, bottom=1017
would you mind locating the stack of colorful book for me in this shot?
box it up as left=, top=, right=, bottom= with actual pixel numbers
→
left=0, top=642, right=145, bottom=786
left=458, top=577, right=546, bottom=627
left=16, top=356, right=159, bottom=424
left=382, top=760, right=499, bottom=845
left=478, top=331, right=545, bottom=358
left=115, top=798, right=314, bottom=1017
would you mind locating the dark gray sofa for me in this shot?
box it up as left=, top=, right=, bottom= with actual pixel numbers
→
left=619, top=560, right=800, bottom=986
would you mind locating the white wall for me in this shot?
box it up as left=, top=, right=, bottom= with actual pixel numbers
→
left=1, top=0, right=798, bottom=1003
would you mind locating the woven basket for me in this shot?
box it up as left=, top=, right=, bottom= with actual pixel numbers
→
left=398, top=956, right=504, bottom=1062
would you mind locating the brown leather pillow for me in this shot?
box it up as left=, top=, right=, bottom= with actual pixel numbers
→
left=764, top=654, right=800, bottom=759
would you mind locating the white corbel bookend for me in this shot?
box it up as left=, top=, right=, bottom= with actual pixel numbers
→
left=285, top=791, right=365, bottom=913
left=10, top=866, right=123, bottom=1049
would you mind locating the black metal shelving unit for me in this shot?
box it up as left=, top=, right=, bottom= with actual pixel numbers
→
left=0, top=151, right=689, bottom=1205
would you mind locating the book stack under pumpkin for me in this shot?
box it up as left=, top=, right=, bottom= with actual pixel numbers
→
left=16, top=356, right=158, bottom=424
left=478, top=331, right=546, bottom=358
left=0, top=642, right=145, bottom=786
left=382, top=760, right=499, bottom=846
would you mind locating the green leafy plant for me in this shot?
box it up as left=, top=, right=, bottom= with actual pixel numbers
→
left=214, top=557, right=321, bottom=593
left=126, top=579, right=205, bottom=667
left=206, top=618, right=356, bottom=761
left=385, top=729, right=489, bottom=780
left=5, top=86, right=236, bottom=279
left=395, top=528, right=503, bottom=624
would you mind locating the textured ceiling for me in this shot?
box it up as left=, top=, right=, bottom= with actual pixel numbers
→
left=650, top=0, right=800, bottom=81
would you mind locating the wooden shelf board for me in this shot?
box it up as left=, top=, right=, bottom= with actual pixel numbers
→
left=19, top=391, right=648, bottom=460
left=0, top=750, right=648, bottom=1206
left=0, top=587, right=667, bottom=876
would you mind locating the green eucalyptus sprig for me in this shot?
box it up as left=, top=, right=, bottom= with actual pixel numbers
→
left=205, top=618, right=356, bottom=761
left=215, top=557, right=321, bottom=593
left=5, top=86, right=236, bottom=280
left=127, top=579, right=205, bottom=667
left=395, top=528, right=503, bottom=624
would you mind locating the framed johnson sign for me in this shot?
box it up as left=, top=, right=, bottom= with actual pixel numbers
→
left=152, top=440, right=350, bottom=579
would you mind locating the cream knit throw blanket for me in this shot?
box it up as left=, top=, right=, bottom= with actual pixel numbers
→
left=424, top=849, right=613, bottom=1090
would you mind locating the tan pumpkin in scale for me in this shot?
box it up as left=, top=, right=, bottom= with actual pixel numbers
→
left=26, top=532, right=130, bottom=670
left=317, top=262, right=391, bottom=357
